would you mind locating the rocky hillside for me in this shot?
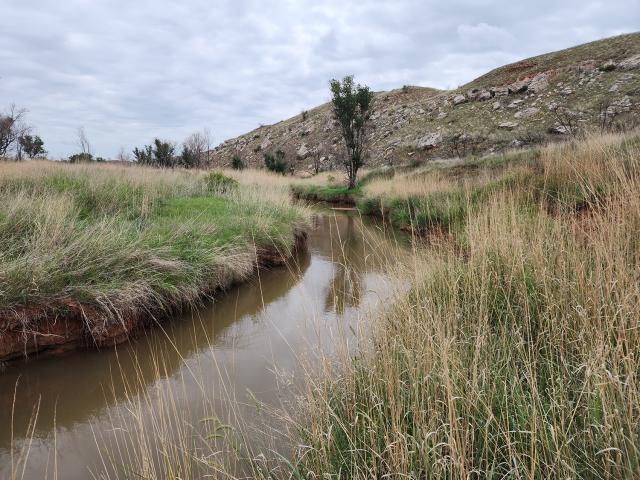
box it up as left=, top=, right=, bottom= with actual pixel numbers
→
left=211, top=33, right=640, bottom=171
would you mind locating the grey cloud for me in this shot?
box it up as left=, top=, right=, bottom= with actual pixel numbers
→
left=0, top=0, right=638, bottom=158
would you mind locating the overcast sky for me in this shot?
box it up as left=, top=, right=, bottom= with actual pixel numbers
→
left=1, top=1, right=638, bottom=158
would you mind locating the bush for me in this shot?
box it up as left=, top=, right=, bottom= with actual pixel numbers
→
left=264, top=150, right=288, bottom=175
left=231, top=155, right=245, bottom=170
left=68, top=152, right=93, bottom=163
left=204, top=171, right=238, bottom=194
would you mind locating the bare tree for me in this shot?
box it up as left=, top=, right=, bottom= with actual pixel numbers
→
left=116, top=146, right=132, bottom=162
left=183, top=130, right=209, bottom=168
left=203, top=127, right=212, bottom=166
left=0, top=104, right=28, bottom=158
left=77, top=126, right=92, bottom=156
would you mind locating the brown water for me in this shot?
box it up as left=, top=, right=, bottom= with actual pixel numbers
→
left=0, top=212, right=408, bottom=479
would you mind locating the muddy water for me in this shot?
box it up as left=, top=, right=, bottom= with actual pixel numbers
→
left=0, top=212, right=408, bottom=479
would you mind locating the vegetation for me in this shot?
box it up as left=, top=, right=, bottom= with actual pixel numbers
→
left=231, top=154, right=245, bottom=170
left=18, top=134, right=46, bottom=159
left=330, top=75, right=374, bottom=188
left=0, top=162, right=306, bottom=330
left=264, top=149, right=288, bottom=174
left=289, top=132, right=640, bottom=478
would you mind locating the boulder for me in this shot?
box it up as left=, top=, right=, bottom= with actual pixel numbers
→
left=549, top=124, right=572, bottom=135
left=490, top=86, right=509, bottom=97
left=617, top=54, right=640, bottom=70
left=477, top=90, right=493, bottom=101
left=452, top=94, right=467, bottom=105
left=296, top=144, right=310, bottom=159
left=508, top=78, right=530, bottom=94
left=514, top=107, right=540, bottom=119
left=492, top=101, right=502, bottom=110
left=528, top=73, right=549, bottom=93
left=507, top=99, right=524, bottom=108
left=498, top=122, right=519, bottom=130
left=416, top=132, right=442, bottom=149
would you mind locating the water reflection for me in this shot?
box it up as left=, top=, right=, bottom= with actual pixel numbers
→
left=0, top=211, right=408, bottom=480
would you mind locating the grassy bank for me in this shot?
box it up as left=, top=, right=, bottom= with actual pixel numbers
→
left=292, top=133, right=640, bottom=478
left=0, top=162, right=307, bottom=356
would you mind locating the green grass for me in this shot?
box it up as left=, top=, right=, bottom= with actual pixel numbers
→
left=291, top=183, right=362, bottom=205
left=0, top=163, right=306, bottom=327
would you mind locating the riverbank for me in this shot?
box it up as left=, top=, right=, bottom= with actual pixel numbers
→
left=290, top=132, right=640, bottom=478
left=0, top=162, right=307, bottom=362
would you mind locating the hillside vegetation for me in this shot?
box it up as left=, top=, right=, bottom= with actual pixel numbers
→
left=211, top=32, right=640, bottom=171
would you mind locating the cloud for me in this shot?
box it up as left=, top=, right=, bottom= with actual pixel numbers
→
left=0, top=0, right=637, bottom=158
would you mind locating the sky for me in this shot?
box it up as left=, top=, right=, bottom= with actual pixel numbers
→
left=1, top=0, right=638, bottom=158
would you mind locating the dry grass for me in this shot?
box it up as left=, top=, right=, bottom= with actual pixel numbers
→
left=0, top=161, right=307, bottom=336
left=287, top=132, right=640, bottom=478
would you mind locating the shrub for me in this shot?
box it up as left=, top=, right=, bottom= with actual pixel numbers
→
left=204, top=171, right=238, bottom=194
left=231, top=155, right=245, bottom=170
left=264, top=149, right=288, bottom=175
left=68, top=152, right=93, bottom=163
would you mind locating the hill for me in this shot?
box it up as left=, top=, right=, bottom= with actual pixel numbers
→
left=210, top=32, right=640, bottom=170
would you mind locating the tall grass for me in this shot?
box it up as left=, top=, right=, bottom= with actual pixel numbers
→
left=0, top=162, right=307, bottom=341
left=290, top=133, right=640, bottom=478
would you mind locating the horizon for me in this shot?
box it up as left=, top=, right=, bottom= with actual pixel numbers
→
left=1, top=0, right=638, bottom=159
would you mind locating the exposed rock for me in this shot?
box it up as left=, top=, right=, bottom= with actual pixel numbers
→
left=528, top=73, right=549, bottom=93
left=492, top=101, right=502, bottom=110
left=416, top=132, right=442, bottom=149
left=478, top=90, right=493, bottom=101
left=452, top=94, right=467, bottom=105
left=549, top=124, right=572, bottom=135
left=514, top=107, right=540, bottom=119
left=508, top=99, right=524, bottom=108
left=499, top=122, right=519, bottom=130
left=467, top=88, right=481, bottom=99
left=490, top=86, right=509, bottom=97
left=260, top=139, right=272, bottom=151
left=508, top=78, right=530, bottom=94
left=296, top=144, right=310, bottom=159
left=436, top=111, right=448, bottom=119
left=561, top=87, right=573, bottom=95
left=600, top=59, right=617, bottom=71
left=618, top=54, right=640, bottom=70
left=605, top=96, right=633, bottom=116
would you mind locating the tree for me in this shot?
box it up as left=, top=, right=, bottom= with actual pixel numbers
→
left=133, top=145, right=153, bottom=165
left=152, top=138, right=175, bottom=167
left=179, top=145, right=199, bottom=168
left=18, top=134, right=46, bottom=159
left=77, top=127, right=91, bottom=156
left=183, top=131, right=208, bottom=168
left=68, top=152, right=93, bottom=163
left=116, top=147, right=132, bottom=162
left=329, top=76, right=374, bottom=189
left=0, top=104, right=28, bottom=158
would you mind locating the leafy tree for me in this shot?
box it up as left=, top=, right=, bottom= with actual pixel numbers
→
left=133, top=145, right=153, bottom=165
left=152, top=139, right=175, bottom=167
left=18, top=134, right=46, bottom=158
left=264, top=149, right=287, bottom=174
left=231, top=155, right=245, bottom=170
left=329, top=75, right=374, bottom=189
left=179, top=145, right=199, bottom=168
left=68, top=152, right=93, bottom=163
